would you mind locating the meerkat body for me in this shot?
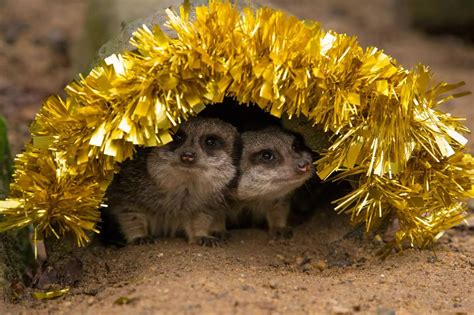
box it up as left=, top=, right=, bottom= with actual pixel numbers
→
left=103, top=117, right=240, bottom=246
left=231, top=127, right=314, bottom=239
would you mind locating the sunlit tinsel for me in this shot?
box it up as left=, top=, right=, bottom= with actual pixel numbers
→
left=0, top=1, right=472, bottom=248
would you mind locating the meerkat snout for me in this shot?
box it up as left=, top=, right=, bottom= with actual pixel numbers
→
left=231, top=126, right=314, bottom=240
left=180, top=151, right=197, bottom=164
left=296, top=160, right=312, bottom=173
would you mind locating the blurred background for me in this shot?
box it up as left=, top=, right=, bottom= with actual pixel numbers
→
left=0, top=0, right=473, bottom=158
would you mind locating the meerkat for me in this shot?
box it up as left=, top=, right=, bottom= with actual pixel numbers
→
left=231, top=126, right=314, bottom=239
left=102, top=117, right=240, bottom=247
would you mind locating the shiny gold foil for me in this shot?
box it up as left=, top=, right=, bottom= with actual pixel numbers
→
left=0, top=1, right=472, bottom=248
left=31, top=288, right=70, bottom=300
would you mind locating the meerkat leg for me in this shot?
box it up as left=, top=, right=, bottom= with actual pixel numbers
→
left=266, top=198, right=293, bottom=240
left=114, top=208, right=150, bottom=244
left=184, top=212, right=222, bottom=247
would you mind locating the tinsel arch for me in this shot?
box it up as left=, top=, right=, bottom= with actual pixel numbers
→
left=0, top=1, right=473, bottom=248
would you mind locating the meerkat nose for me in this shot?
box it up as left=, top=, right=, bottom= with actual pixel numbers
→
left=180, top=151, right=197, bottom=164
left=296, top=161, right=311, bottom=173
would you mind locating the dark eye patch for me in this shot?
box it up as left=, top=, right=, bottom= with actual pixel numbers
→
left=201, top=134, right=225, bottom=151
left=261, top=150, right=274, bottom=161
left=250, top=149, right=280, bottom=165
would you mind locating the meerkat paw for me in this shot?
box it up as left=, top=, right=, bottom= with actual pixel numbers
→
left=195, top=236, right=223, bottom=248
left=269, top=227, right=294, bottom=240
left=130, top=236, right=157, bottom=245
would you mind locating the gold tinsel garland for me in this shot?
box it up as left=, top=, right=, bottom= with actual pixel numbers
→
left=0, top=1, right=472, bottom=248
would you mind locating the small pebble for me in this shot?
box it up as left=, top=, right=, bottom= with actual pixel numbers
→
left=268, top=280, right=278, bottom=290
left=84, top=288, right=98, bottom=296
left=353, top=305, right=361, bottom=312
left=314, top=260, right=328, bottom=271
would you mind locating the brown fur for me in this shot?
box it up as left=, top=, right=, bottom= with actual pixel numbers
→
left=104, top=117, right=240, bottom=246
left=231, top=127, right=314, bottom=238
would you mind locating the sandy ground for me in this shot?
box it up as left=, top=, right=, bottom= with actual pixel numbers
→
left=0, top=0, right=473, bottom=314
left=2, top=203, right=474, bottom=315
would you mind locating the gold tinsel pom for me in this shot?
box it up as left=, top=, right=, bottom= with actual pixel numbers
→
left=0, top=1, right=472, bottom=248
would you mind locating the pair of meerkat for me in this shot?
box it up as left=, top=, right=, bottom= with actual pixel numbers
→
left=102, top=116, right=314, bottom=246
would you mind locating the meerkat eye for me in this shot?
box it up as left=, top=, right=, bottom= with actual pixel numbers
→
left=261, top=150, right=274, bottom=161
left=203, top=135, right=223, bottom=149
left=206, top=137, right=217, bottom=146
left=250, top=149, right=278, bottom=164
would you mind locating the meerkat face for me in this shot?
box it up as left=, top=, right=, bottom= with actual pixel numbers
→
left=237, top=127, right=314, bottom=200
left=147, top=117, right=240, bottom=190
